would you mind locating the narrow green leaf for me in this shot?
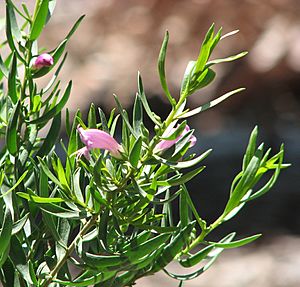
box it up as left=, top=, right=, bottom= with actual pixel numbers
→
left=156, top=149, right=212, bottom=169
left=167, top=166, right=205, bottom=186
left=55, top=270, right=116, bottom=286
left=5, top=3, right=24, bottom=63
left=180, top=188, right=189, bottom=227
left=129, top=136, right=142, bottom=168
left=114, top=94, right=137, bottom=138
left=0, top=207, right=13, bottom=265
left=56, top=156, right=70, bottom=191
left=210, top=234, right=262, bottom=249
left=35, top=112, right=61, bottom=157
left=179, top=245, right=214, bottom=268
left=178, top=88, right=245, bottom=118
left=0, top=54, right=10, bottom=79
left=245, top=145, right=285, bottom=201
left=12, top=213, right=28, bottom=235
left=161, top=121, right=186, bottom=140
left=88, top=103, right=97, bottom=128
left=73, top=168, right=84, bottom=202
left=40, top=203, right=88, bottom=219
left=125, top=233, right=171, bottom=264
left=98, top=107, right=108, bottom=132
left=195, top=24, right=215, bottom=73
left=180, top=61, right=195, bottom=97
left=133, top=93, right=143, bottom=136
left=132, top=225, right=179, bottom=233
left=137, top=72, right=160, bottom=125
left=152, top=222, right=195, bottom=272
left=46, top=0, right=57, bottom=24
left=17, top=192, right=64, bottom=203
left=206, top=51, right=248, bottom=67
left=164, top=233, right=236, bottom=280
left=29, top=81, right=72, bottom=125
left=0, top=170, right=28, bottom=198
left=6, top=100, right=20, bottom=155
left=8, top=53, right=18, bottom=103
left=158, top=31, right=175, bottom=105
left=242, top=126, right=258, bottom=171
left=30, top=0, right=50, bottom=40
left=83, top=253, right=127, bottom=270
left=224, top=144, right=264, bottom=213
left=38, top=157, right=64, bottom=190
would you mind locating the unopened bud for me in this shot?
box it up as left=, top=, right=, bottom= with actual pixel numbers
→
left=32, top=53, right=54, bottom=69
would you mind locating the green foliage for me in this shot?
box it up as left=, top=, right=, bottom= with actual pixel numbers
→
left=0, top=1, right=287, bottom=287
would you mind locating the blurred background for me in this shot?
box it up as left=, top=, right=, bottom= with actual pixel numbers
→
left=1, top=0, right=300, bottom=286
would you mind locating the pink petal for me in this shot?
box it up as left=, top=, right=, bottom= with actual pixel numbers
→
left=154, top=124, right=197, bottom=152
left=77, top=126, right=122, bottom=158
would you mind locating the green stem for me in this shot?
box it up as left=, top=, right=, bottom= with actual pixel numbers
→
left=41, top=214, right=98, bottom=287
left=182, top=213, right=225, bottom=254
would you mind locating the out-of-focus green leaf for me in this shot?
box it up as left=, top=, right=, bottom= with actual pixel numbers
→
left=30, top=0, right=49, bottom=40
left=46, top=0, right=57, bottom=24
left=0, top=53, right=12, bottom=80
left=6, top=1, right=24, bottom=60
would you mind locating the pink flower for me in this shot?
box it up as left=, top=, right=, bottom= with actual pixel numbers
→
left=154, top=125, right=196, bottom=152
left=76, top=126, right=122, bottom=160
left=32, top=53, right=54, bottom=69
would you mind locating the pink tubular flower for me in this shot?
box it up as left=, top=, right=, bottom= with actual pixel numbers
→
left=154, top=125, right=196, bottom=152
left=32, top=53, right=54, bottom=69
left=76, top=126, right=122, bottom=160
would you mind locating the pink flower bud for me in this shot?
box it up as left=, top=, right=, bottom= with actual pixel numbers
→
left=76, top=126, right=122, bottom=159
left=32, top=53, right=54, bottom=69
left=154, top=125, right=196, bottom=152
